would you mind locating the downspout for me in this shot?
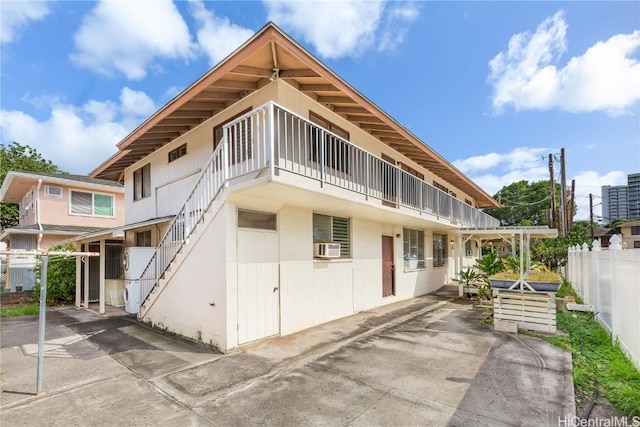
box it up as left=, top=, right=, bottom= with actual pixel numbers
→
left=36, top=179, right=43, bottom=250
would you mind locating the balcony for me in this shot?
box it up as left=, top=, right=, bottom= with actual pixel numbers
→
left=139, top=102, right=499, bottom=303
left=223, top=102, right=499, bottom=228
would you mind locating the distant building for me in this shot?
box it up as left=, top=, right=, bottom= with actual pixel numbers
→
left=601, top=173, right=640, bottom=222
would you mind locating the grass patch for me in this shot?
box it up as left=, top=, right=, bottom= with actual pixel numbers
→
left=556, top=281, right=583, bottom=304
left=539, top=311, right=640, bottom=417
left=0, top=303, right=39, bottom=317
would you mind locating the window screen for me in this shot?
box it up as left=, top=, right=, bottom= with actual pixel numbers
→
left=313, top=213, right=351, bottom=258
left=403, top=228, right=425, bottom=269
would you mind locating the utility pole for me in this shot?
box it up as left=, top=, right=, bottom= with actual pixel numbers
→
left=589, top=193, right=594, bottom=240
left=569, top=179, right=575, bottom=229
left=548, top=154, right=556, bottom=229
left=560, top=147, right=567, bottom=237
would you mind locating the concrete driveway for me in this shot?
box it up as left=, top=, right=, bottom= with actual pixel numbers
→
left=0, top=286, right=574, bottom=426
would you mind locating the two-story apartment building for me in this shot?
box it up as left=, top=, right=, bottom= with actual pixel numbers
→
left=89, top=23, right=500, bottom=352
left=0, top=172, right=124, bottom=292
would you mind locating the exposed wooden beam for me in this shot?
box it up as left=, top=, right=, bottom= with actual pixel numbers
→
left=167, top=111, right=211, bottom=119
left=182, top=101, right=226, bottom=110
left=317, top=96, right=354, bottom=104
left=347, top=115, right=384, bottom=124
left=136, top=132, right=177, bottom=138
left=332, top=106, right=370, bottom=114
left=199, top=90, right=241, bottom=101
left=229, top=65, right=271, bottom=77
left=157, top=118, right=203, bottom=126
left=279, top=69, right=319, bottom=78
left=214, top=79, right=257, bottom=90
left=299, top=84, right=340, bottom=92
left=149, top=124, right=191, bottom=131
left=359, top=123, right=394, bottom=131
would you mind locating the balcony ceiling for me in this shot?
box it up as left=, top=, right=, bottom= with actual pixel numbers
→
left=92, top=23, right=499, bottom=208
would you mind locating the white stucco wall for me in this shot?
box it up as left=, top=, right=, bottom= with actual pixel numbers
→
left=141, top=203, right=229, bottom=350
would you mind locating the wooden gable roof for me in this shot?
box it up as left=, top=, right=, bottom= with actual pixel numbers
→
left=91, top=22, right=499, bottom=208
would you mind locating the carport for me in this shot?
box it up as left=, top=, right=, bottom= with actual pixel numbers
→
left=454, top=226, right=559, bottom=296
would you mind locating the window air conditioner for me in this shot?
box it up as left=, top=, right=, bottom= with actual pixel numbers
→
left=314, top=242, right=341, bottom=259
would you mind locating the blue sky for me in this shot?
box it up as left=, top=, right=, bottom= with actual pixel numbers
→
left=1, top=0, right=639, bottom=221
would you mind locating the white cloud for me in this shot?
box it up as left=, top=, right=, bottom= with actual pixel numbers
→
left=71, top=0, right=195, bottom=80
left=0, top=0, right=51, bottom=44
left=488, top=10, right=640, bottom=115
left=188, top=0, right=254, bottom=66
left=0, top=88, right=155, bottom=174
left=263, top=0, right=419, bottom=59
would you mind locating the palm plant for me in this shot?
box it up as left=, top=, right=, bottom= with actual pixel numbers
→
left=453, top=268, right=483, bottom=298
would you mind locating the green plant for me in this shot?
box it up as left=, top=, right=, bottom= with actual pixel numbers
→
left=490, top=270, right=562, bottom=282
left=476, top=283, right=493, bottom=302
left=0, top=303, right=39, bottom=317
left=475, top=252, right=504, bottom=277
left=32, top=243, right=77, bottom=304
left=452, top=268, right=483, bottom=297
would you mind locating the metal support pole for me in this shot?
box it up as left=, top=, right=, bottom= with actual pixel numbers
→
left=36, top=255, right=48, bottom=395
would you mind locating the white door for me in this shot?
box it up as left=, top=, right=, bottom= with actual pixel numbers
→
left=237, top=230, right=280, bottom=344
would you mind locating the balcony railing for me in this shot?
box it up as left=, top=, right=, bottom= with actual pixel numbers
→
left=138, top=101, right=499, bottom=306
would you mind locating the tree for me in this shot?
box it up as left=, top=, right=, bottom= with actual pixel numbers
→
left=32, top=243, right=77, bottom=304
left=531, top=221, right=591, bottom=270
left=483, top=180, right=560, bottom=226
left=0, top=142, right=65, bottom=229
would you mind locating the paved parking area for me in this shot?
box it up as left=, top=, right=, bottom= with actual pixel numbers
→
left=0, top=286, right=574, bottom=426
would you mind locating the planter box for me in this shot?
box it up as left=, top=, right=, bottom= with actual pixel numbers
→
left=490, top=278, right=561, bottom=292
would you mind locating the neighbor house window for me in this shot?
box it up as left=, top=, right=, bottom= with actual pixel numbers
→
left=309, top=112, right=350, bottom=173
left=133, top=164, right=151, bottom=201
left=136, top=230, right=152, bottom=247
left=403, top=228, right=425, bottom=269
left=70, top=191, right=114, bottom=217
left=433, top=234, right=448, bottom=267
left=313, top=213, right=351, bottom=258
left=168, top=144, right=187, bottom=163
left=45, top=186, right=62, bottom=198
left=631, top=226, right=640, bottom=235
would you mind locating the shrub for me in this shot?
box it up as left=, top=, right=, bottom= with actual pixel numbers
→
left=32, top=243, right=77, bottom=304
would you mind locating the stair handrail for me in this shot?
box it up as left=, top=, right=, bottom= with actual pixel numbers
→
left=137, top=139, right=228, bottom=304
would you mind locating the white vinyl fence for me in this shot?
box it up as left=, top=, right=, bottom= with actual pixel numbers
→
left=567, top=235, right=640, bottom=370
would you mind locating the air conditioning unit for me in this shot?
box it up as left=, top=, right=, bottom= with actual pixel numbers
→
left=314, top=242, right=341, bottom=259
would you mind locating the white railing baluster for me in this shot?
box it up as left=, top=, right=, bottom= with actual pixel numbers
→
left=138, top=102, right=498, bottom=308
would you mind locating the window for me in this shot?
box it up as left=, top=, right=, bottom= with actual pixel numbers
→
left=238, top=209, right=277, bottom=230
left=634, top=241, right=640, bottom=249
left=213, top=108, right=253, bottom=164
left=403, top=228, right=425, bottom=269
left=70, top=191, right=114, bottom=217
left=45, top=186, right=62, bottom=198
left=433, top=182, right=449, bottom=193
left=465, top=199, right=472, bottom=206
left=465, top=240, right=473, bottom=256
left=631, top=226, right=640, bottom=235
left=136, top=230, right=152, bottom=247
left=313, top=213, right=351, bottom=258
left=168, top=144, right=187, bottom=163
left=133, top=164, right=151, bottom=201
left=433, top=234, right=448, bottom=267
left=309, top=112, right=350, bottom=173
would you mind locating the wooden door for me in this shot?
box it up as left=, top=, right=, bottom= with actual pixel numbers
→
left=382, top=236, right=394, bottom=297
